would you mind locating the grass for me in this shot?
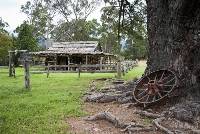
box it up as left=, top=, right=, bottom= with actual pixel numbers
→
left=123, top=60, right=146, bottom=80
left=0, top=62, right=146, bottom=134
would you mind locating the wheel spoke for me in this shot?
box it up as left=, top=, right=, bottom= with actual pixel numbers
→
left=147, top=76, right=150, bottom=81
left=162, top=75, right=172, bottom=82
left=143, top=84, right=148, bottom=88
left=145, top=95, right=150, bottom=102
left=157, top=92, right=162, bottom=98
left=154, top=74, right=157, bottom=81
left=138, top=93, right=148, bottom=101
left=137, top=88, right=147, bottom=97
left=165, top=77, right=175, bottom=84
left=152, top=95, right=156, bottom=102
left=163, top=84, right=173, bottom=87
left=159, top=71, right=165, bottom=81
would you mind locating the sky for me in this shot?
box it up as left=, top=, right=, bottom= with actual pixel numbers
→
left=0, top=0, right=28, bottom=33
left=0, top=0, right=103, bottom=33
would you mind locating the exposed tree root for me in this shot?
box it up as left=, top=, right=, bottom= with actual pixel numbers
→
left=84, top=91, right=133, bottom=103
left=169, top=102, right=200, bottom=123
left=84, top=111, right=153, bottom=133
left=121, top=125, right=153, bottom=133
left=134, top=110, right=162, bottom=119
left=84, top=79, right=136, bottom=104
left=134, top=110, right=175, bottom=133
left=153, top=117, right=174, bottom=134
left=83, top=111, right=126, bottom=128
left=122, top=102, right=139, bottom=108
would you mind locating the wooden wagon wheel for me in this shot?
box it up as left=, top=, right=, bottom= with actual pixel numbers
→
left=133, top=70, right=177, bottom=106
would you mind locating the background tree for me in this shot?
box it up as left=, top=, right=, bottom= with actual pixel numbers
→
left=15, top=22, right=39, bottom=51
left=0, top=33, right=13, bottom=65
left=0, top=18, right=13, bottom=65
left=99, top=6, right=119, bottom=53
left=52, top=19, right=101, bottom=41
left=21, top=0, right=54, bottom=38
left=100, top=0, right=147, bottom=58
left=48, top=0, right=101, bottom=41
left=0, top=17, right=9, bottom=34
left=47, top=0, right=100, bottom=21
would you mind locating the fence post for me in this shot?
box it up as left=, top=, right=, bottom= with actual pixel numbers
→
left=24, top=59, right=30, bottom=89
left=47, top=62, right=50, bottom=78
left=78, top=64, right=81, bottom=78
left=12, top=64, right=15, bottom=78
left=117, top=60, right=121, bottom=78
left=100, top=57, right=103, bottom=71
left=8, top=51, right=14, bottom=77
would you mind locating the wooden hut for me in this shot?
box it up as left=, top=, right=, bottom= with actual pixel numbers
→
left=31, top=41, right=116, bottom=71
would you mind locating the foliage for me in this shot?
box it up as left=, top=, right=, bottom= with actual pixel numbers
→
left=21, top=0, right=101, bottom=41
left=15, top=22, right=39, bottom=51
left=48, top=0, right=101, bottom=41
left=99, top=6, right=119, bottom=53
left=122, top=37, right=147, bottom=59
left=0, top=17, right=13, bottom=65
left=47, top=0, right=100, bottom=21
left=21, top=0, right=54, bottom=38
left=0, top=33, right=13, bottom=65
left=99, top=0, right=147, bottom=59
left=52, top=19, right=101, bottom=41
left=0, top=17, right=9, bottom=34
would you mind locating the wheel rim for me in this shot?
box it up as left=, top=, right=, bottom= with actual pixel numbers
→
left=133, top=70, right=177, bottom=104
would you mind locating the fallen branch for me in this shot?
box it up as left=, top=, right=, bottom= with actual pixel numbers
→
left=153, top=117, right=174, bottom=134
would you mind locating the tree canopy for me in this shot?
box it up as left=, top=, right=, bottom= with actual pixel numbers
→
left=99, top=0, right=147, bottom=58
left=0, top=18, right=13, bottom=65
left=15, top=22, right=39, bottom=51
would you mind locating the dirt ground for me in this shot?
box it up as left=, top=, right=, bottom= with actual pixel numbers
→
left=66, top=102, right=162, bottom=134
left=65, top=60, right=198, bottom=134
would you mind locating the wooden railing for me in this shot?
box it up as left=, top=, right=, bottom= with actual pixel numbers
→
left=29, top=60, right=137, bottom=78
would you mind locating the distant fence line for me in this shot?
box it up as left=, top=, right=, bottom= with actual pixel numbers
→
left=0, top=66, right=8, bottom=69
left=2, top=57, right=137, bottom=89
left=29, top=60, right=138, bottom=75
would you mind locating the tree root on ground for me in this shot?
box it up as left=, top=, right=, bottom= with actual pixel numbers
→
left=134, top=110, right=162, bottom=119
left=153, top=117, right=174, bottom=134
left=83, top=111, right=153, bottom=133
left=84, top=110, right=186, bottom=133
left=134, top=110, right=174, bottom=133
left=84, top=91, right=133, bottom=103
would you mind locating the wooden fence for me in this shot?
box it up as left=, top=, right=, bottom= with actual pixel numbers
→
left=4, top=56, right=137, bottom=89
left=29, top=60, right=137, bottom=78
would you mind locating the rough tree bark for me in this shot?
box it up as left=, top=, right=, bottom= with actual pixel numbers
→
left=145, top=0, right=200, bottom=100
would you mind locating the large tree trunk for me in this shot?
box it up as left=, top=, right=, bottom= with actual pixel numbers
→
left=145, top=0, right=200, bottom=100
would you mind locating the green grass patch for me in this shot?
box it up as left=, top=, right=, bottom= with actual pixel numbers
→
left=123, top=65, right=146, bottom=81
left=0, top=65, right=145, bottom=133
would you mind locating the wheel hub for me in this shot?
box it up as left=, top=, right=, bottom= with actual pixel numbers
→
left=146, top=80, right=163, bottom=95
